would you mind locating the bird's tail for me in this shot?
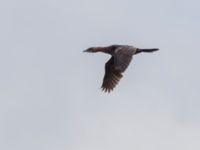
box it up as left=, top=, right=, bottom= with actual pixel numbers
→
left=135, top=48, right=159, bottom=54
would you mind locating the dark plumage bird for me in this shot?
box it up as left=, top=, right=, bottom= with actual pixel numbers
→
left=84, top=45, right=159, bottom=93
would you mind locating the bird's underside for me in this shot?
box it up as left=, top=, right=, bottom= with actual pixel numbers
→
left=84, top=44, right=159, bottom=93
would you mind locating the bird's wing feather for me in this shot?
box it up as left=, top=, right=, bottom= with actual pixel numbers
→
left=113, top=47, right=133, bottom=72
left=101, top=57, right=123, bottom=93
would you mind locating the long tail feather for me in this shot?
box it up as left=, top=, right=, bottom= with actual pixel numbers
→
left=135, top=48, right=159, bottom=54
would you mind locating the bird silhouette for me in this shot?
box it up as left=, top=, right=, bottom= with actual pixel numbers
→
left=84, top=45, right=159, bottom=93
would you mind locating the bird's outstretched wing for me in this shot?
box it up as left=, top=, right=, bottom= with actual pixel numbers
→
left=113, top=47, right=134, bottom=72
left=101, top=57, right=123, bottom=93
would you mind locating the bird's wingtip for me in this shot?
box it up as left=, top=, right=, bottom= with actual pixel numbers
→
left=101, top=86, right=113, bottom=93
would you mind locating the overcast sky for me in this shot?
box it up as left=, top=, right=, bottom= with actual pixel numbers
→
left=0, top=0, right=200, bottom=150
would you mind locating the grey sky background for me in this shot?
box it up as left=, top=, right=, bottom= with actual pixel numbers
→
left=0, top=0, right=200, bottom=150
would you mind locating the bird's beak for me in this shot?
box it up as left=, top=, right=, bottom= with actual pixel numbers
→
left=83, top=48, right=96, bottom=53
left=83, top=48, right=93, bottom=53
left=83, top=49, right=88, bottom=52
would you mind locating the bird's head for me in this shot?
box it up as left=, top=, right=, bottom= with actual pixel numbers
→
left=83, top=45, right=117, bottom=54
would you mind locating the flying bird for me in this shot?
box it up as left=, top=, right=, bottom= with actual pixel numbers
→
left=84, top=45, right=159, bottom=93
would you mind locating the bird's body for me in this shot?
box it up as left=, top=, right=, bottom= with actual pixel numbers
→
left=84, top=45, right=159, bottom=93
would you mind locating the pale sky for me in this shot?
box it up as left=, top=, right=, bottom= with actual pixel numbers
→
left=0, top=0, right=200, bottom=150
